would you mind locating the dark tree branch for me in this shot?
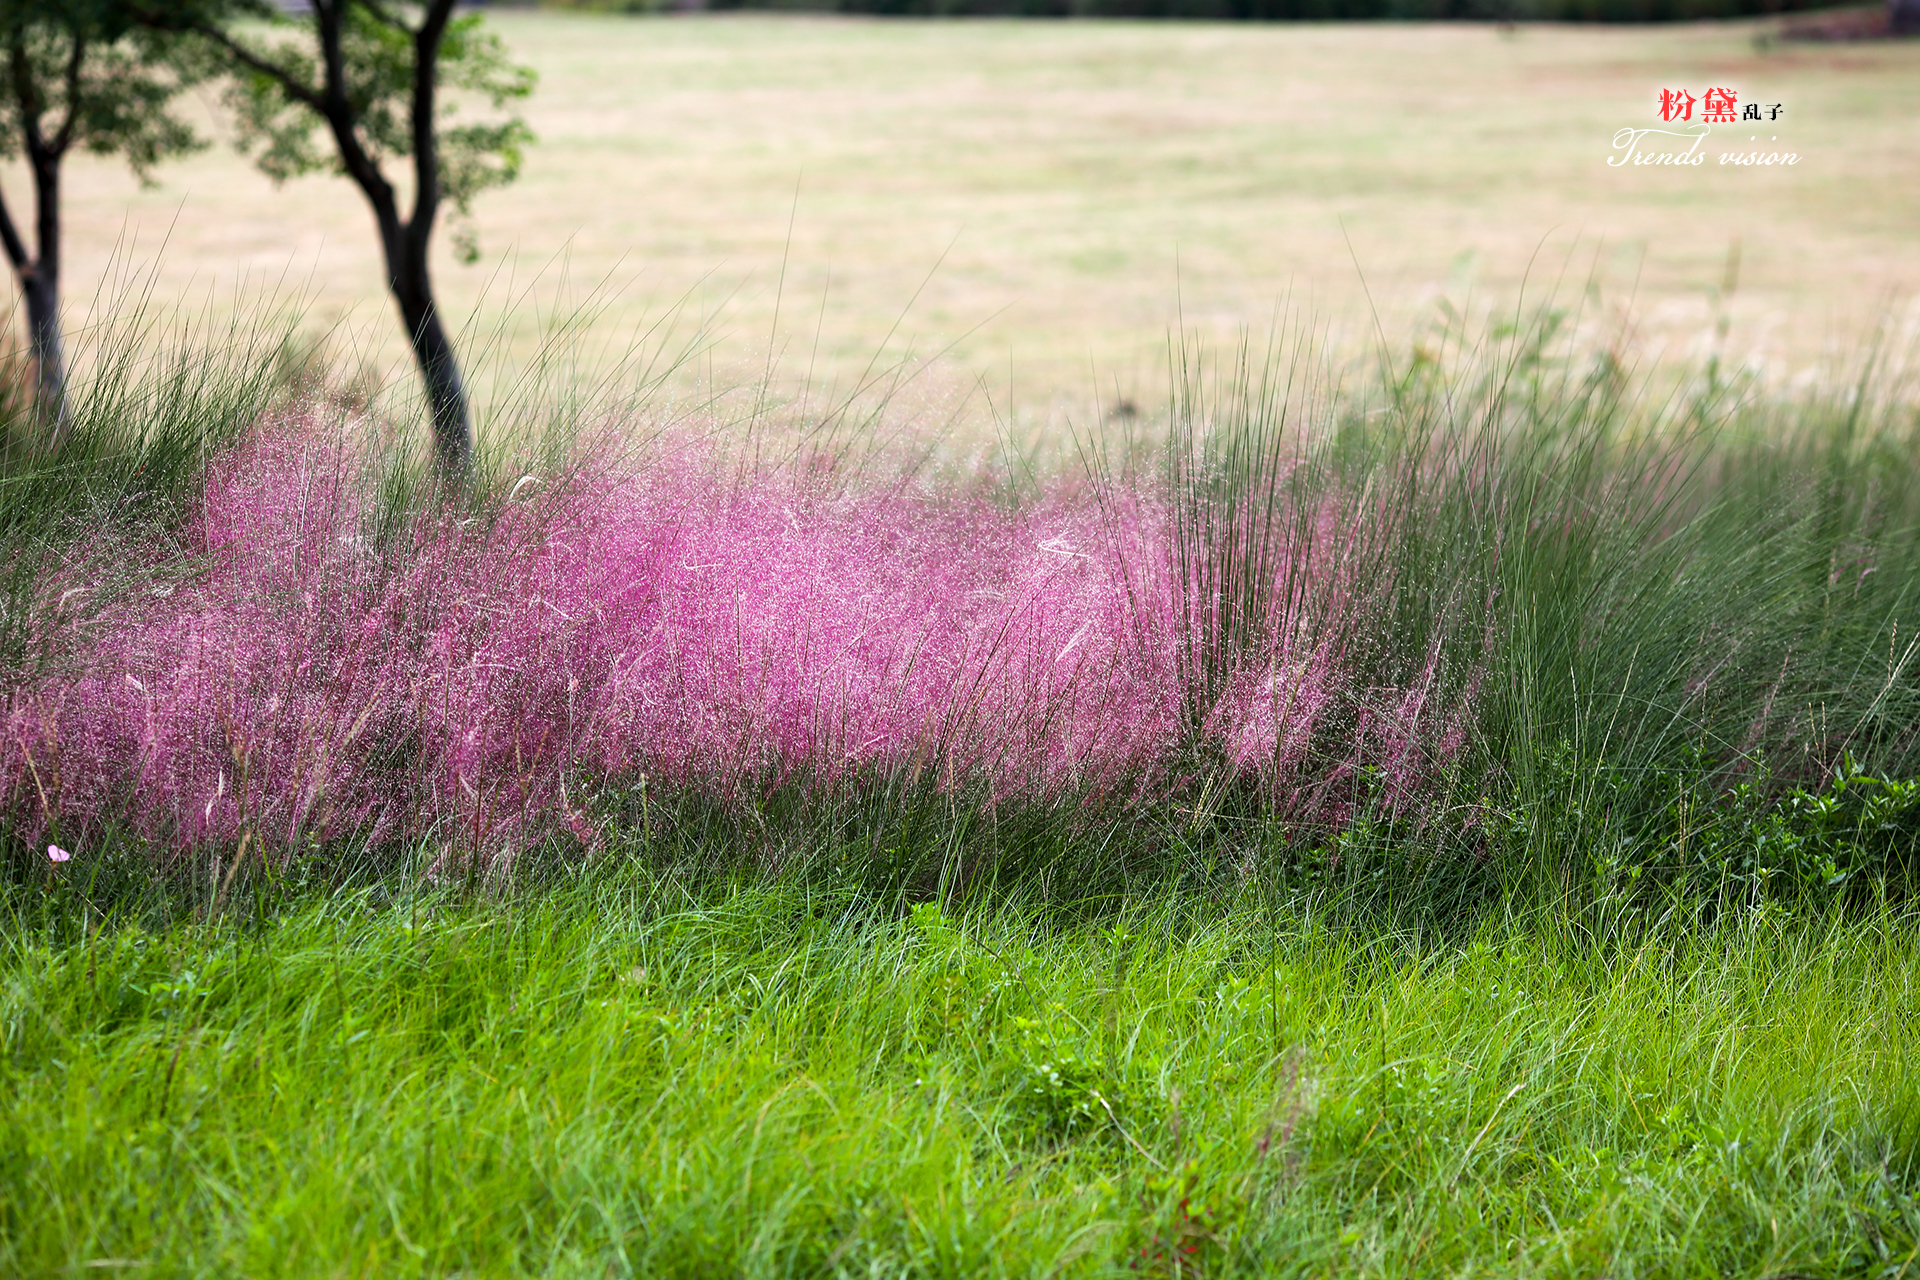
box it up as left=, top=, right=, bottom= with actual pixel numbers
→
left=50, top=31, right=85, bottom=156
left=407, top=0, right=456, bottom=242
left=312, top=1, right=393, bottom=213
left=170, top=15, right=325, bottom=113
left=10, top=37, right=45, bottom=162
left=316, top=0, right=348, bottom=112
left=0, top=185, right=29, bottom=273
left=358, top=1, right=413, bottom=34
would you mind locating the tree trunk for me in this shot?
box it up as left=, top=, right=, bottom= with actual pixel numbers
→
left=403, top=0, right=470, bottom=480
left=22, top=271, right=62, bottom=418
left=0, top=35, right=70, bottom=436
left=25, top=150, right=64, bottom=429
left=394, top=275, right=472, bottom=478
left=304, top=0, right=472, bottom=480
left=1893, top=0, right=1920, bottom=34
left=361, top=167, right=472, bottom=478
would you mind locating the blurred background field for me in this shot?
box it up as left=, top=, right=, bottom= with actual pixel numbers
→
left=23, top=11, right=1920, bottom=432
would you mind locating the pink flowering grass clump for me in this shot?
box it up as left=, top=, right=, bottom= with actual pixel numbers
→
left=0, top=414, right=1483, bottom=868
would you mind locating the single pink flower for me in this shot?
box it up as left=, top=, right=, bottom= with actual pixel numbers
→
left=46, top=844, right=70, bottom=863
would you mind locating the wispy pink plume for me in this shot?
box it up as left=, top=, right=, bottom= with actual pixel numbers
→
left=1, top=416, right=1479, bottom=863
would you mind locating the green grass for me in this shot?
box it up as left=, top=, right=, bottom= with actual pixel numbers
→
left=3, top=878, right=1917, bottom=1278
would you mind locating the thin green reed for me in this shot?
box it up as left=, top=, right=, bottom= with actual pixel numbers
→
left=1120, top=303, right=1920, bottom=893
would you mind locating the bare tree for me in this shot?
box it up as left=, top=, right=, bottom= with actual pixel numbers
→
left=150, top=1, right=533, bottom=476
left=0, top=1, right=202, bottom=428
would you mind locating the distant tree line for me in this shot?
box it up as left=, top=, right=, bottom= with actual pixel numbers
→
left=551, top=0, right=1859, bottom=21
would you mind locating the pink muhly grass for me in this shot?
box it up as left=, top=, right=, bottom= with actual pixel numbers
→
left=1, top=414, right=1483, bottom=864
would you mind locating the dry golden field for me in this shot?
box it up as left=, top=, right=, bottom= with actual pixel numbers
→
left=14, top=12, right=1920, bottom=426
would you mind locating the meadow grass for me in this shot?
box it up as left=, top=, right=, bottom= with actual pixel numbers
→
left=2, top=299, right=1918, bottom=1274
left=3, top=876, right=1918, bottom=1277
